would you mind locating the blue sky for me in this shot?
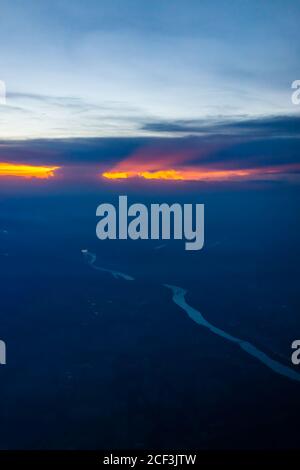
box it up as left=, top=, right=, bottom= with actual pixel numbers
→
left=0, top=0, right=299, bottom=139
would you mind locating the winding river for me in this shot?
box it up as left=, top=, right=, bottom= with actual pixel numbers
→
left=82, top=249, right=300, bottom=383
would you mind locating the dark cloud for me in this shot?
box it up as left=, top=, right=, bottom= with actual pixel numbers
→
left=1, top=114, right=300, bottom=174
left=0, top=137, right=154, bottom=165
left=141, top=115, right=300, bottom=137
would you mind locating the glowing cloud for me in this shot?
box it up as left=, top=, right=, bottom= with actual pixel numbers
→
left=102, top=168, right=257, bottom=181
left=138, top=169, right=253, bottom=181
left=0, top=163, right=60, bottom=179
left=139, top=170, right=185, bottom=180
left=102, top=171, right=134, bottom=179
left=100, top=142, right=256, bottom=182
left=102, top=164, right=300, bottom=182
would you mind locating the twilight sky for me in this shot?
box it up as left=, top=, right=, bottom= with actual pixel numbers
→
left=0, top=0, right=300, bottom=139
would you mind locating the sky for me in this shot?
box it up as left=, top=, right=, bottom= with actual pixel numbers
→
left=0, top=0, right=300, bottom=140
left=0, top=0, right=300, bottom=183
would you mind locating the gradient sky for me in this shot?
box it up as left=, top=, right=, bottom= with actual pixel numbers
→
left=0, top=0, right=300, bottom=139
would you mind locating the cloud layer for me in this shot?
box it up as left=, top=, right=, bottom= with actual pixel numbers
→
left=1, top=114, right=300, bottom=183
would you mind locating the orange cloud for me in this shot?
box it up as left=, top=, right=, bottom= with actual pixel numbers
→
left=139, top=169, right=252, bottom=181
left=100, top=142, right=252, bottom=182
left=0, top=163, right=60, bottom=179
left=102, top=164, right=300, bottom=182
left=139, top=170, right=185, bottom=180
left=102, top=171, right=135, bottom=179
left=102, top=168, right=252, bottom=181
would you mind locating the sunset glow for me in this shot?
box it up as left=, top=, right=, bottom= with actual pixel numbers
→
left=0, top=163, right=60, bottom=179
left=102, top=171, right=134, bottom=179
left=101, top=164, right=300, bottom=182
left=139, top=170, right=185, bottom=180
left=102, top=168, right=262, bottom=182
